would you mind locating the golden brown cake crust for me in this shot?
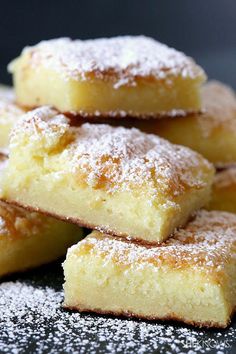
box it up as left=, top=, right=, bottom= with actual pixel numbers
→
left=63, top=304, right=233, bottom=329
left=0, top=153, right=7, bottom=162
left=11, top=36, right=204, bottom=88
left=19, top=104, right=202, bottom=120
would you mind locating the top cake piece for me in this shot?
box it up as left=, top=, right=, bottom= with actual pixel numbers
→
left=9, top=36, right=206, bottom=118
left=0, top=106, right=214, bottom=243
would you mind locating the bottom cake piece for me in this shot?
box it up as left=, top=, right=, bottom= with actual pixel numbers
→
left=0, top=198, right=84, bottom=277
left=63, top=210, right=236, bottom=328
left=0, top=199, right=83, bottom=277
left=0, top=154, right=83, bottom=277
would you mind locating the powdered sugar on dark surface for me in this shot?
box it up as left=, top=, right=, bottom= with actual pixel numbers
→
left=0, top=261, right=235, bottom=354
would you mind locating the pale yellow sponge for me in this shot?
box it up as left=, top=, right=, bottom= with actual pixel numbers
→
left=129, top=81, right=236, bottom=166
left=9, top=36, right=206, bottom=118
left=0, top=154, right=83, bottom=277
left=0, top=107, right=214, bottom=244
left=63, top=210, right=236, bottom=328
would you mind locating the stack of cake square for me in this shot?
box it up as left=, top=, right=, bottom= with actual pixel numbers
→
left=0, top=36, right=236, bottom=328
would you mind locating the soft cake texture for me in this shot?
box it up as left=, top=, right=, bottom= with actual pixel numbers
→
left=63, top=210, right=236, bottom=328
left=0, top=155, right=83, bottom=277
left=209, top=167, right=236, bottom=213
left=127, top=81, right=236, bottom=166
left=0, top=85, right=25, bottom=154
left=9, top=36, right=205, bottom=118
left=0, top=107, right=214, bottom=243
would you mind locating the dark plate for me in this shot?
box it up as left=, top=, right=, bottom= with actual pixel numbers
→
left=0, top=261, right=235, bottom=354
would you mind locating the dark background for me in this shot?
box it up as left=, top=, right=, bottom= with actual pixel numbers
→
left=0, top=0, right=235, bottom=88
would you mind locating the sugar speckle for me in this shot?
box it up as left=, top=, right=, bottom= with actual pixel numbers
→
left=198, top=81, right=236, bottom=138
left=10, top=36, right=205, bottom=89
left=73, top=210, right=236, bottom=274
left=10, top=107, right=213, bottom=198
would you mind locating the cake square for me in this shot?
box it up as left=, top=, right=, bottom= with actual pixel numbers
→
left=63, top=210, right=236, bottom=328
left=9, top=36, right=206, bottom=118
left=0, top=154, right=83, bottom=277
left=129, top=81, right=236, bottom=166
left=0, top=107, right=214, bottom=244
left=0, top=85, right=25, bottom=154
left=209, top=167, right=236, bottom=213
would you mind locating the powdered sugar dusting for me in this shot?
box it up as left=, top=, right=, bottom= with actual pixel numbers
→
left=0, top=86, right=24, bottom=124
left=77, top=210, right=236, bottom=273
left=11, top=36, right=205, bottom=87
left=198, top=81, right=236, bottom=138
left=0, top=85, right=24, bottom=156
left=0, top=274, right=235, bottom=354
left=11, top=107, right=213, bottom=197
left=66, top=107, right=195, bottom=119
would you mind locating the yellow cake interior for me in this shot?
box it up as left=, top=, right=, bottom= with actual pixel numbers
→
left=125, top=81, right=236, bottom=165
left=0, top=107, right=214, bottom=244
left=9, top=36, right=206, bottom=117
left=63, top=210, right=236, bottom=328
left=0, top=155, right=83, bottom=277
left=208, top=167, right=236, bottom=213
